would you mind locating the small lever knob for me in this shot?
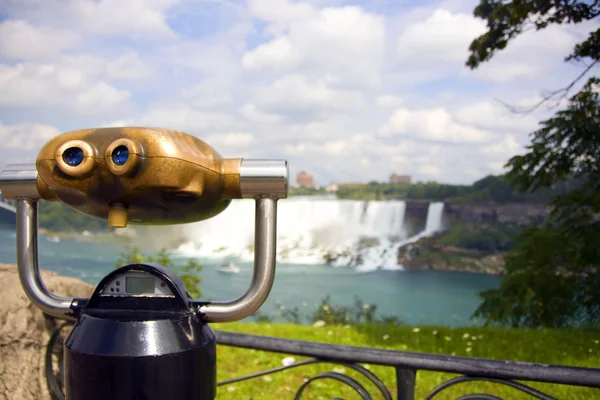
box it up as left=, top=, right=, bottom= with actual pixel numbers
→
left=108, top=203, right=128, bottom=228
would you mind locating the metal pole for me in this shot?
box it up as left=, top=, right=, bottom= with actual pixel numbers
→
left=16, top=199, right=75, bottom=319
left=200, top=197, right=278, bottom=322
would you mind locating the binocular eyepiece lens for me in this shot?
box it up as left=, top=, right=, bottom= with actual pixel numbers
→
left=112, top=145, right=129, bottom=166
left=63, top=147, right=84, bottom=167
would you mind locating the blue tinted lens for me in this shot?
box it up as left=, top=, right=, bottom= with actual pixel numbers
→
left=62, top=147, right=84, bottom=166
left=112, top=146, right=129, bottom=166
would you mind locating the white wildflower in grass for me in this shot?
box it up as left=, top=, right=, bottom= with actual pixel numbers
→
left=263, top=376, right=273, bottom=382
left=363, top=304, right=371, bottom=310
left=462, top=333, right=470, bottom=339
left=227, top=387, right=236, bottom=392
left=282, top=357, right=295, bottom=366
left=444, top=336, right=452, bottom=341
left=313, top=320, right=326, bottom=328
left=589, top=349, right=593, bottom=353
left=412, top=327, right=420, bottom=333
left=451, top=352, right=456, bottom=356
left=595, top=340, right=599, bottom=344
left=322, top=305, right=330, bottom=312
left=471, top=336, right=477, bottom=341
left=467, top=342, right=472, bottom=346
left=327, top=330, right=333, bottom=336
left=432, top=330, right=438, bottom=335
left=466, top=347, right=472, bottom=353
left=383, top=334, right=390, bottom=340
left=333, top=367, right=346, bottom=374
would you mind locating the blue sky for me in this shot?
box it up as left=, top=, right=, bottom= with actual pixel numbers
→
left=0, top=0, right=597, bottom=185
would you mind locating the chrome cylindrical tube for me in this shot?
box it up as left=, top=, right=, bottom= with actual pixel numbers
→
left=199, top=197, right=278, bottom=322
left=16, top=199, right=75, bottom=319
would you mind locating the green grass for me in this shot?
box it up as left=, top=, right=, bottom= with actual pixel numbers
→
left=211, top=322, right=600, bottom=399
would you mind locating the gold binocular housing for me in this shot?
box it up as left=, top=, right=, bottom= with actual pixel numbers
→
left=1, top=127, right=288, bottom=227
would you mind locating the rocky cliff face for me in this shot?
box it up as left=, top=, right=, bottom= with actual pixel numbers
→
left=443, top=202, right=550, bottom=226
left=0, top=264, right=93, bottom=400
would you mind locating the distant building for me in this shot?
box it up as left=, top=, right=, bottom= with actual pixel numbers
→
left=390, top=173, right=411, bottom=185
left=326, top=183, right=339, bottom=193
left=296, top=171, right=315, bottom=187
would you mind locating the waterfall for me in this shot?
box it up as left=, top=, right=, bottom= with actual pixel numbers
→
left=425, top=202, right=445, bottom=233
left=173, top=197, right=445, bottom=271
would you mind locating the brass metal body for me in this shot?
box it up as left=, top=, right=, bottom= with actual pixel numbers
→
left=35, top=127, right=242, bottom=227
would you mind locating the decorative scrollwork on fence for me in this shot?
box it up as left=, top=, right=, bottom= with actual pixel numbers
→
left=217, top=358, right=393, bottom=400
left=425, top=376, right=558, bottom=400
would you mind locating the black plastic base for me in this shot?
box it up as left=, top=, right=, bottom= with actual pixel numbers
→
left=63, top=264, right=217, bottom=400
left=64, top=314, right=216, bottom=400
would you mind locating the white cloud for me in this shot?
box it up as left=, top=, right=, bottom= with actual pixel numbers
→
left=244, top=74, right=364, bottom=122
left=383, top=106, right=492, bottom=144
left=454, top=101, right=539, bottom=133
left=106, top=51, right=153, bottom=80
left=5, top=0, right=179, bottom=38
left=0, top=62, right=131, bottom=113
left=418, top=164, right=441, bottom=177
left=247, top=0, right=316, bottom=34
left=130, top=106, right=238, bottom=133
left=244, top=5, right=385, bottom=89
left=0, top=122, right=60, bottom=150
left=396, top=9, right=486, bottom=65
left=76, top=82, right=131, bottom=109
left=465, top=21, right=596, bottom=83
left=376, top=95, right=403, bottom=108
left=205, top=132, right=255, bottom=149
left=242, top=36, right=301, bottom=71
left=0, top=20, right=80, bottom=61
left=240, top=104, right=283, bottom=124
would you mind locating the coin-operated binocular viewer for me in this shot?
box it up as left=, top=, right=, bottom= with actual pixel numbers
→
left=0, top=127, right=288, bottom=400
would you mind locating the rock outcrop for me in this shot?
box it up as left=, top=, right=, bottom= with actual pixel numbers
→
left=0, top=264, right=93, bottom=400
left=444, top=202, right=550, bottom=226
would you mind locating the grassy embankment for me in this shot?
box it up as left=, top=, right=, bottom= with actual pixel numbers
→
left=211, top=322, right=600, bottom=399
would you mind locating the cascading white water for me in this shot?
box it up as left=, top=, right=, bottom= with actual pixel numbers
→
left=424, top=202, right=445, bottom=234
left=175, top=197, right=445, bottom=271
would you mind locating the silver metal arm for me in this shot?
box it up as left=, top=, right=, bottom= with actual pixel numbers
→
left=199, top=197, right=278, bottom=322
left=0, top=164, right=75, bottom=319
left=199, top=159, right=288, bottom=322
left=17, top=199, right=76, bottom=319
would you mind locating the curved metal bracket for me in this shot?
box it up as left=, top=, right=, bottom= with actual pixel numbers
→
left=196, top=197, right=278, bottom=322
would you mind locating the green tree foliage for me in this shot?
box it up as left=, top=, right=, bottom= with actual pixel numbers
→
left=335, top=175, right=563, bottom=203
left=39, top=201, right=108, bottom=232
left=468, top=0, right=600, bottom=328
left=254, top=296, right=405, bottom=326
left=438, top=222, right=521, bottom=253
left=115, top=239, right=203, bottom=299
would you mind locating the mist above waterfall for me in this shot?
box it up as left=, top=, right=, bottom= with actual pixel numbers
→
left=174, top=197, right=445, bottom=271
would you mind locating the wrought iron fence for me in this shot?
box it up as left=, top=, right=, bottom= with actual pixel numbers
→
left=45, top=322, right=600, bottom=399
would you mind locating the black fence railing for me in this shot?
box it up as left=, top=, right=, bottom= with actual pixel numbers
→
left=45, top=323, right=600, bottom=399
